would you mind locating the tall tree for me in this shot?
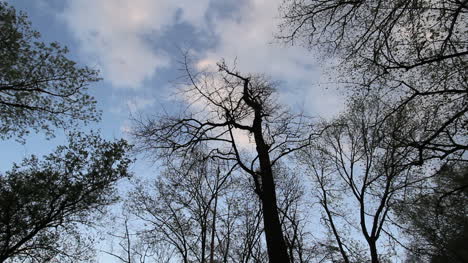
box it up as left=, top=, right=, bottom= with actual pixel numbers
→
left=298, top=94, right=426, bottom=263
left=131, top=57, right=312, bottom=262
left=279, top=0, right=467, bottom=163
left=128, top=150, right=315, bottom=262
left=0, top=2, right=100, bottom=141
left=0, top=3, right=132, bottom=262
left=0, top=133, right=132, bottom=262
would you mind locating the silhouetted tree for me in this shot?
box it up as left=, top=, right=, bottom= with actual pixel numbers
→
left=128, top=148, right=316, bottom=263
left=129, top=148, right=237, bottom=263
left=0, top=133, right=132, bottom=262
left=298, top=94, right=426, bottom=263
left=0, top=3, right=133, bottom=262
left=103, top=216, right=175, bottom=263
left=275, top=164, right=315, bottom=263
left=132, top=57, right=312, bottom=263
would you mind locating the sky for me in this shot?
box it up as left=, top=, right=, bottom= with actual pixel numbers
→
left=1, top=0, right=344, bottom=172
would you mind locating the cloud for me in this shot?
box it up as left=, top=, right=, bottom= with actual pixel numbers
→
left=197, top=0, right=344, bottom=117
left=61, top=0, right=211, bottom=88
left=61, top=0, right=343, bottom=116
left=126, top=96, right=156, bottom=113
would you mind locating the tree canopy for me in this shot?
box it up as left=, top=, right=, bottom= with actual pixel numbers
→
left=0, top=1, right=466, bottom=262
left=0, top=2, right=100, bottom=141
left=396, top=163, right=468, bottom=263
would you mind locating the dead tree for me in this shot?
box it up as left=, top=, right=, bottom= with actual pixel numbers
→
left=131, top=57, right=312, bottom=263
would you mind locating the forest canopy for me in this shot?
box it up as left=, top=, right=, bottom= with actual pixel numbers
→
left=0, top=0, right=466, bottom=262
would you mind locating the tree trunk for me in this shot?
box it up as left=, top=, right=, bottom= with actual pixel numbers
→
left=254, top=123, right=290, bottom=263
left=260, top=171, right=290, bottom=263
left=238, top=75, right=290, bottom=263
left=369, top=240, right=379, bottom=263
left=201, top=222, right=207, bottom=263
left=210, top=190, right=218, bottom=263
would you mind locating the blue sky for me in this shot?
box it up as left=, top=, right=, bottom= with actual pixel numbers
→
left=1, top=0, right=343, bottom=172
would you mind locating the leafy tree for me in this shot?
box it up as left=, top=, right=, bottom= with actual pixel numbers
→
left=0, top=1, right=100, bottom=140
left=397, top=163, right=468, bottom=263
left=0, top=133, right=132, bottom=262
left=279, top=0, right=467, bottom=163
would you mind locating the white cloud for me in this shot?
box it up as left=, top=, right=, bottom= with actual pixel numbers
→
left=61, top=0, right=211, bottom=88
left=61, top=0, right=343, bottom=116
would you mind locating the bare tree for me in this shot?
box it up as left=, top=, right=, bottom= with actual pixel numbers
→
left=274, top=164, right=316, bottom=263
left=131, top=57, right=312, bottom=262
left=298, top=94, right=428, bottom=263
left=128, top=147, right=237, bottom=263
left=128, top=152, right=317, bottom=263
left=223, top=178, right=267, bottom=263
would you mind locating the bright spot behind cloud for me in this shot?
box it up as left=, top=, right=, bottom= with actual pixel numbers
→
left=198, top=0, right=344, bottom=117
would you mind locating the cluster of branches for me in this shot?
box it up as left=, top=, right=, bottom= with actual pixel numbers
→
left=0, top=133, right=132, bottom=262
left=127, top=149, right=269, bottom=263
left=277, top=1, right=467, bottom=261
left=279, top=0, right=467, bottom=163
left=95, top=0, right=466, bottom=262
left=130, top=50, right=466, bottom=262
left=1, top=0, right=466, bottom=262
left=297, top=94, right=422, bottom=262
left=396, top=162, right=468, bottom=262
left=126, top=84, right=467, bottom=263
